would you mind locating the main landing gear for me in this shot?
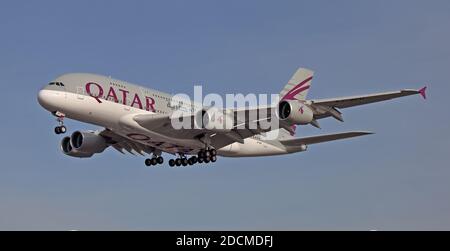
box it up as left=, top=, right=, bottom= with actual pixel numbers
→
left=197, top=148, right=217, bottom=164
left=53, top=111, right=67, bottom=134
left=167, top=149, right=217, bottom=167
left=145, top=155, right=164, bottom=166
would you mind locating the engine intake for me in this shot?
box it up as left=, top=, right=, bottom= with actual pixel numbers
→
left=278, top=100, right=314, bottom=125
left=70, top=131, right=107, bottom=153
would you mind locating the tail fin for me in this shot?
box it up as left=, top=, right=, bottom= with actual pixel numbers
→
left=279, top=68, right=314, bottom=101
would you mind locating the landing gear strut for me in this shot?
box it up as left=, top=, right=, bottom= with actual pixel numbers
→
left=53, top=112, right=66, bottom=134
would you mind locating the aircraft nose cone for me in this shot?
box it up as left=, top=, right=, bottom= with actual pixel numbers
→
left=37, top=89, right=58, bottom=111
left=37, top=89, right=48, bottom=107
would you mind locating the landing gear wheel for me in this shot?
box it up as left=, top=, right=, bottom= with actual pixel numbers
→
left=181, top=158, right=188, bottom=166
left=190, top=156, right=198, bottom=164
left=54, top=126, right=67, bottom=134
left=145, top=159, right=152, bottom=166
left=211, top=155, right=217, bottom=162
left=169, top=159, right=175, bottom=167
left=175, top=158, right=182, bottom=166
left=198, top=158, right=203, bottom=164
left=209, top=149, right=217, bottom=156
left=156, top=156, right=164, bottom=164
left=204, top=157, right=210, bottom=164
left=150, top=158, right=158, bottom=166
left=59, top=125, right=66, bottom=134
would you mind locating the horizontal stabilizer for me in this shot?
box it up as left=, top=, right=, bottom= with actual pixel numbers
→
left=281, top=131, right=373, bottom=147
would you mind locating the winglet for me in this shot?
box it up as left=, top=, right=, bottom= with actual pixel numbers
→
left=418, top=86, right=427, bottom=99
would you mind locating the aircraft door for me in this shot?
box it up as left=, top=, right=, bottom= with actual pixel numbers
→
left=76, top=86, right=85, bottom=100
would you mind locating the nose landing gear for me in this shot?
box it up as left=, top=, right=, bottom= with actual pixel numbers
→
left=54, top=125, right=66, bottom=134
left=53, top=111, right=67, bottom=134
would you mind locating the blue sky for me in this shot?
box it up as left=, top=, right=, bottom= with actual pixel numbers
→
left=0, top=0, right=449, bottom=230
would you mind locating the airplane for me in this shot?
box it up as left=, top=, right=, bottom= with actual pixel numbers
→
left=37, top=68, right=427, bottom=167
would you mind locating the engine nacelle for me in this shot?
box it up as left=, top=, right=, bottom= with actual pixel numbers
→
left=70, top=131, right=107, bottom=154
left=60, top=131, right=107, bottom=158
left=196, top=108, right=234, bottom=133
left=60, top=136, right=94, bottom=158
left=278, top=100, right=314, bottom=125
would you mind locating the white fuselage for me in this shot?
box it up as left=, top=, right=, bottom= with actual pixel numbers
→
left=37, top=73, right=289, bottom=157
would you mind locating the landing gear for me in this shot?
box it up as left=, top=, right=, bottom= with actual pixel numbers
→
left=193, top=148, right=217, bottom=166
left=168, top=153, right=211, bottom=167
left=197, top=148, right=217, bottom=159
left=188, top=156, right=198, bottom=165
left=54, top=125, right=66, bottom=134
left=170, top=154, right=189, bottom=167
left=145, top=155, right=164, bottom=167
left=53, top=111, right=67, bottom=134
left=150, top=148, right=218, bottom=168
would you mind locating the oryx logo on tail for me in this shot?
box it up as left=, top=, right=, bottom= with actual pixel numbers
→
left=279, top=68, right=314, bottom=101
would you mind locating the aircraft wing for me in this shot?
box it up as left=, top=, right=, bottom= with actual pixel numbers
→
left=310, top=87, right=426, bottom=122
left=132, top=106, right=284, bottom=150
left=99, top=129, right=157, bottom=156
left=281, top=131, right=373, bottom=146
left=280, top=131, right=373, bottom=152
left=311, top=87, right=426, bottom=109
left=129, top=87, right=426, bottom=151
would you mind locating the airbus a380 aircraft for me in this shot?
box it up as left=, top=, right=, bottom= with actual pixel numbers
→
left=37, top=68, right=426, bottom=167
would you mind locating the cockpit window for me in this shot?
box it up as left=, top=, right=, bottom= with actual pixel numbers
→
left=48, top=82, right=65, bottom=87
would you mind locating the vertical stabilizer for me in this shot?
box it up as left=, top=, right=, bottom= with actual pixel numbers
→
left=279, top=68, right=314, bottom=101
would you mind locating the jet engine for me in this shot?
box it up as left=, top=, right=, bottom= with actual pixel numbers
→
left=196, top=108, right=234, bottom=133
left=60, top=131, right=107, bottom=158
left=278, top=100, right=314, bottom=125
